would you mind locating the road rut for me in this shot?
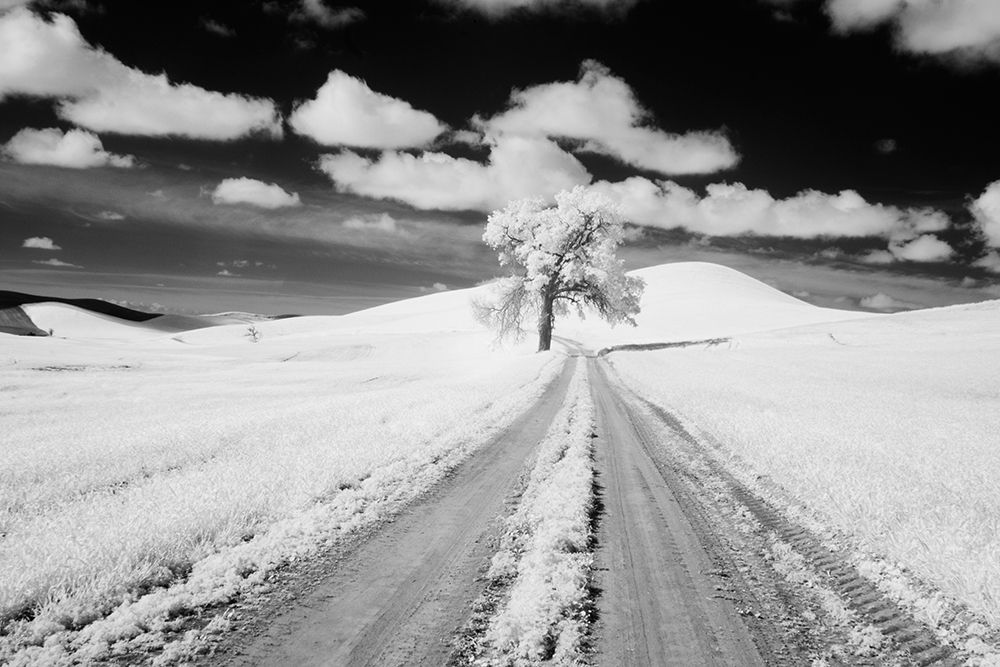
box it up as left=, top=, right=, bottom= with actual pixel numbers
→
left=588, top=358, right=765, bottom=666
left=216, top=357, right=576, bottom=667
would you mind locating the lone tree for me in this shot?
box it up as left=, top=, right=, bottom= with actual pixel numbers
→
left=475, top=186, right=645, bottom=351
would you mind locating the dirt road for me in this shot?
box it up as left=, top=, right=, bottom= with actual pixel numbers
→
left=207, top=352, right=960, bottom=667
left=214, top=358, right=577, bottom=667
left=588, top=359, right=766, bottom=666
left=589, top=357, right=960, bottom=667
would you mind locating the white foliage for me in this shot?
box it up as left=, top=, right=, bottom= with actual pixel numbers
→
left=483, top=361, right=595, bottom=664
left=480, top=186, right=644, bottom=346
left=0, top=328, right=560, bottom=664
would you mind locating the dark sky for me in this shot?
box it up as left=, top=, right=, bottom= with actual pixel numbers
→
left=1, top=0, right=999, bottom=314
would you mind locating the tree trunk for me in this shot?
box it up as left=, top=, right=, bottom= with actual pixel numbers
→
left=537, top=289, right=554, bottom=352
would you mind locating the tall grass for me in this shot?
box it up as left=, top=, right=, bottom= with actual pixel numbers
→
left=611, top=305, right=1000, bottom=626
left=0, top=330, right=559, bottom=662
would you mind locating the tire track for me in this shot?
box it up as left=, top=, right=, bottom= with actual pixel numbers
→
left=589, top=358, right=767, bottom=666
left=210, top=358, right=577, bottom=667
left=602, top=360, right=962, bottom=666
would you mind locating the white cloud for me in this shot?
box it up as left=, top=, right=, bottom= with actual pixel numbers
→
left=859, top=249, right=895, bottom=265
left=290, top=70, right=446, bottom=149
left=291, top=1, right=364, bottom=28
left=419, top=281, right=450, bottom=293
left=778, top=0, right=1000, bottom=64
left=449, top=129, right=482, bottom=145
left=434, top=0, right=640, bottom=18
left=971, top=179, right=1000, bottom=247
left=210, top=177, right=302, bottom=209
left=95, top=210, right=125, bottom=221
left=2, top=127, right=135, bottom=168
left=201, top=19, right=235, bottom=37
left=309, top=61, right=734, bottom=211
left=342, top=212, right=402, bottom=234
left=824, top=0, right=899, bottom=31
left=875, top=138, right=898, bottom=154
left=318, top=135, right=591, bottom=211
left=0, top=9, right=282, bottom=139
left=22, top=235, right=60, bottom=249
left=888, top=234, right=954, bottom=262
left=478, top=60, right=738, bottom=175
left=32, top=257, right=81, bottom=268
left=903, top=207, right=950, bottom=234
left=587, top=177, right=939, bottom=238
left=859, top=292, right=912, bottom=310
left=974, top=251, right=1000, bottom=273
left=589, top=177, right=961, bottom=263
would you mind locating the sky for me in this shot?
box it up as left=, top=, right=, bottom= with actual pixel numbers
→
left=2, top=0, right=1000, bottom=315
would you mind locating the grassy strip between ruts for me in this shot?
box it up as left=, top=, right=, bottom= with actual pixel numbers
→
left=464, top=360, right=597, bottom=666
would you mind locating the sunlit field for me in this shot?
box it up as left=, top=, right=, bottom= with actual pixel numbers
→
left=0, top=305, right=560, bottom=662
left=611, top=300, right=1000, bottom=624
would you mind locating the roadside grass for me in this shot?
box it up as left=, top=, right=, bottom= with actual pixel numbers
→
left=467, top=361, right=597, bottom=666
left=0, top=332, right=561, bottom=665
left=609, top=304, right=1000, bottom=629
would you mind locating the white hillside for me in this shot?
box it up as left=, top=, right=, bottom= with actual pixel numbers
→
left=3, top=261, right=999, bottom=663
left=13, top=263, right=873, bottom=348
left=331, top=287, right=485, bottom=333
left=560, top=262, right=874, bottom=349
left=21, top=303, right=164, bottom=341
left=317, top=261, right=871, bottom=347
left=609, top=294, right=1000, bottom=628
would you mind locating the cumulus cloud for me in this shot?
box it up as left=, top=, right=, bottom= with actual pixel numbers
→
left=478, top=60, right=738, bottom=175
left=291, top=1, right=364, bottom=29
left=971, top=179, right=1000, bottom=246
left=888, top=234, right=954, bottom=262
left=290, top=70, right=446, bottom=149
left=434, top=0, right=641, bottom=18
left=586, top=177, right=943, bottom=238
left=588, top=176, right=959, bottom=261
left=859, top=292, right=913, bottom=311
left=22, top=235, right=60, bottom=249
left=210, top=177, right=302, bottom=209
left=0, top=9, right=282, bottom=139
left=32, top=257, right=81, bottom=268
left=309, top=60, right=735, bottom=211
left=974, top=251, right=1000, bottom=273
left=318, top=135, right=591, bottom=211
left=777, top=0, right=1000, bottom=64
left=342, top=212, right=403, bottom=234
left=2, top=127, right=135, bottom=168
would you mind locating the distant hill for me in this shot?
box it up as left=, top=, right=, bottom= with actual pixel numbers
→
left=0, top=306, right=49, bottom=336
left=0, top=291, right=159, bottom=323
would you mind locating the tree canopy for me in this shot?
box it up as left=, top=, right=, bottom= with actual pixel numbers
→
left=476, top=186, right=645, bottom=351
